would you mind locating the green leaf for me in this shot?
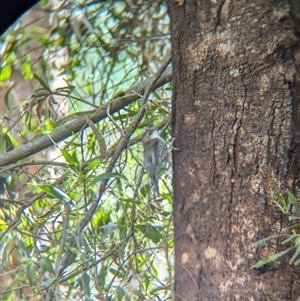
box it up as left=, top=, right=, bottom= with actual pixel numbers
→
left=275, top=193, right=287, bottom=212
left=150, top=285, right=168, bottom=294
left=61, top=149, right=75, bottom=166
left=84, top=116, right=107, bottom=157
left=293, top=257, right=300, bottom=265
left=38, top=185, right=54, bottom=196
left=136, top=224, right=164, bottom=244
left=0, top=64, right=12, bottom=81
left=288, top=217, right=300, bottom=223
left=109, top=268, right=125, bottom=279
left=41, top=276, right=58, bottom=288
left=27, top=263, right=36, bottom=286
left=116, top=178, right=123, bottom=193
left=4, top=85, right=14, bottom=112
left=140, top=183, right=151, bottom=197
left=97, top=264, right=107, bottom=289
left=87, top=172, right=126, bottom=188
left=3, top=132, right=15, bottom=149
left=287, top=191, right=300, bottom=213
left=86, top=158, right=102, bottom=170
left=144, top=273, right=150, bottom=290
left=116, top=286, right=126, bottom=301
left=289, top=243, right=300, bottom=265
left=294, top=254, right=300, bottom=265
left=252, top=235, right=279, bottom=247
left=119, top=225, right=127, bottom=240
left=281, top=235, right=298, bottom=245
left=251, top=248, right=293, bottom=269
left=39, top=185, right=72, bottom=203
left=51, top=186, right=72, bottom=203
left=33, top=73, right=50, bottom=90
left=80, top=273, right=91, bottom=296
left=21, top=61, right=33, bottom=79
left=100, top=223, right=117, bottom=242
left=39, top=257, right=55, bottom=274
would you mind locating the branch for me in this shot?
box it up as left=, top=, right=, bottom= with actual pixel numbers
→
left=0, top=66, right=172, bottom=167
left=1, top=115, right=169, bottom=173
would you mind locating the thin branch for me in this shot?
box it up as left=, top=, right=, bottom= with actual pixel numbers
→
left=0, top=285, right=32, bottom=296
left=0, top=66, right=172, bottom=167
left=106, top=102, right=124, bottom=135
left=0, top=198, right=23, bottom=206
left=0, top=160, right=70, bottom=173
left=52, top=92, right=100, bottom=109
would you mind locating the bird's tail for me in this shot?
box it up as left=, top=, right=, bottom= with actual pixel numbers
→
left=149, top=171, right=159, bottom=196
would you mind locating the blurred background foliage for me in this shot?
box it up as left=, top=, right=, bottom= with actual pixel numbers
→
left=0, top=0, right=173, bottom=300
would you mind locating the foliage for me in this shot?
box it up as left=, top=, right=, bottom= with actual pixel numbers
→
left=0, top=1, right=173, bottom=300
left=251, top=191, right=300, bottom=269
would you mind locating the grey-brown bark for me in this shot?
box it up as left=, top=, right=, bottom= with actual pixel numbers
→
left=168, top=0, right=300, bottom=300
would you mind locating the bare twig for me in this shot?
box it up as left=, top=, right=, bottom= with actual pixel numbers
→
left=106, top=102, right=124, bottom=135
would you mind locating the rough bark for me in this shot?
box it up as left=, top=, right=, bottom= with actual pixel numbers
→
left=168, top=0, right=300, bottom=300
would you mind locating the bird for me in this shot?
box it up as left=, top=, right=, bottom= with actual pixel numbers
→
left=142, top=128, right=168, bottom=195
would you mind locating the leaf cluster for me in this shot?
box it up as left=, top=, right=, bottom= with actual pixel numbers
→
left=252, top=191, right=300, bottom=269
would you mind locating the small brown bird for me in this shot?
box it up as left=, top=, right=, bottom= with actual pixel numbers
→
left=142, top=129, right=168, bottom=195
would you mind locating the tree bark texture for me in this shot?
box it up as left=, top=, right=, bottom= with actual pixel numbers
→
left=168, top=0, right=300, bottom=300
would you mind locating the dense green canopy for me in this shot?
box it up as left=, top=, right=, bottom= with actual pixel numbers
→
left=0, top=1, right=173, bottom=300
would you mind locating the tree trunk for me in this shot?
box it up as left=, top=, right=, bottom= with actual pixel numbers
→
left=168, top=0, right=300, bottom=300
